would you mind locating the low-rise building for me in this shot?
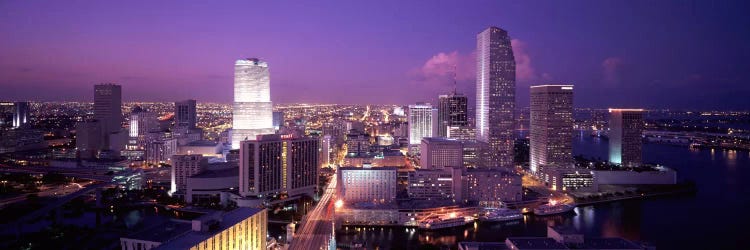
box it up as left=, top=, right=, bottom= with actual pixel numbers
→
left=407, top=167, right=462, bottom=201
left=463, top=168, right=523, bottom=206
left=338, top=166, right=398, bottom=204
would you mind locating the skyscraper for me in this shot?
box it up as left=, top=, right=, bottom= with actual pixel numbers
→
left=437, top=93, right=468, bottom=137
left=609, top=109, right=644, bottom=167
left=12, top=101, right=29, bottom=129
left=231, top=58, right=275, bottom=149
left=174, top=99, right=197, bottom=130
left=529, top=85, right=574, bottom=173
left=94, top=83, right=123, bottom=134
left=476, top=27, right=516, bottom=168
left=408, top=103, right=435, bottom=146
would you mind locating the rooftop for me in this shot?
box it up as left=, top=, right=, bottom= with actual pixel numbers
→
left=339, top=166, right=398, bottom=171
left=458, top=241, right=508, bottom=250
left=184, top=140, right=219, bottom=147
left=580, top=238, right=642, bottom=249
left=123, top=219, right=193, bottom=243
left=156, top=208, right=264, bottom=249
left=190, top=167, right=238, bottom=179
left=506, top=237, right=569, bottom=249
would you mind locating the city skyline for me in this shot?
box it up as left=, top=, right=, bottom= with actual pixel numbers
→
left=2, top=1, right=749, bottom=109
left=2, top=2, right=750, bottom=250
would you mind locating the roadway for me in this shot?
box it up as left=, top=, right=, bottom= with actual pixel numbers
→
left=289, top=174, right=337, bottom=250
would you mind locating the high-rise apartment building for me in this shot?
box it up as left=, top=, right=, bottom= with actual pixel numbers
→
left=170, top=154, right=207, bottom=194
left=239, top=134, right=318, bottom=198
left=174, top=99, right=197, bottom=130
left=94, top=83, right=123, bottom=134
left=408, top=103, right=435, bottom=146
left=419, top=137, right=463, bottom=169
left=437, top=93, right=468, bottom=137
left=609, top=109, right=644, bottom=167
left=231, top=58, right=275, bottom=149
left=476, top=27, right=516, bottom=167
left=529, top=85, right=574, bottom=173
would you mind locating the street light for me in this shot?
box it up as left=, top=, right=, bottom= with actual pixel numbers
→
left=334, top=199, right=343, bottom=209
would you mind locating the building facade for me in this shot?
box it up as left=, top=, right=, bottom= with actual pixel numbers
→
left=231, top=58, right=275, bottom=149
left=437, top=93, right=468, bottom=137
left=419, top=137, right=463, bottom=169
left=12, top=101, right=29, bottom=129
left=463, top=168, right=523, bottom=206
left=175, top=99, right=197, bottom=130
left=238, top=134, right=318, bottom=199
left=408, top=103, right=435, bottom=146
left=346, top=131, right=371, bottom=155
left=608, top=109, right=644, bottom=167
left=407, top=167, right=462, bottom=201
left=94, top=83, right=123, bottom=134
left=338, top=167, right=398, bottom=204
left=171, top=154, right=207, bottom=194
left=529, top=85, right=574, bottom=173
left=476, top=26, right=516, bottom=168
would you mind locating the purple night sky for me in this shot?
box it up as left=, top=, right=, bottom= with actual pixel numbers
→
left=1, top=1, right=749, bottom=109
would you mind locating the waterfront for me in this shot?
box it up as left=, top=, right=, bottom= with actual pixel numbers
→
left=335, top=135, right=750, bottom=249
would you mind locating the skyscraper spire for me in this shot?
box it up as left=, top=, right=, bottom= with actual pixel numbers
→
left=452, top=64, right=458, bottom=94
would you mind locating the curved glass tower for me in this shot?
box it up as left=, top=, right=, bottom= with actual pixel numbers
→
left=231, top=58, right=275, bottom=149
left=476, top=27, right=516, bottom=168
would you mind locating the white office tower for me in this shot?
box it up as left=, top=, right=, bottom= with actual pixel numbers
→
left=529, top=85, right=574, bottom=173
left=476, top=27, right=516, bottom=168
left=231, top=58, right=275, bottom=149
left=408, top=103, right=435, bottom=146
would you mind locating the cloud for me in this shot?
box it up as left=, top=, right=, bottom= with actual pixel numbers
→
left=602, top=57, right=624, bottom=86
left=410, top=51, right=475, bottom=85
left=411, top=39, right=539, bottom=87
left=511, top=39, right=537, bottom=82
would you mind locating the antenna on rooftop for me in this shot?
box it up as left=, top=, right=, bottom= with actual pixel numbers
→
left=452, top=64, right=458, bottom=94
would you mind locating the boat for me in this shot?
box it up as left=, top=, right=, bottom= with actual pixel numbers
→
left=418, top=215, right=473, bottom=230
left=480, top=208, right=523, bottom=222
left=533, top=201, right=576, bottom=216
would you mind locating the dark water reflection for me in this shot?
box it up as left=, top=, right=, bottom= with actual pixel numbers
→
left=335, top=135, right=750, bottom=249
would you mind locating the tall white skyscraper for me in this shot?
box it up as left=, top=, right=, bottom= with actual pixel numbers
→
left=231, top=58, right=275, bottom=149
left=530, top=85, right=574, bottom=173
left=476, top=27, right=516, bottom=168
left=408, top=103, right=435, bottom=146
